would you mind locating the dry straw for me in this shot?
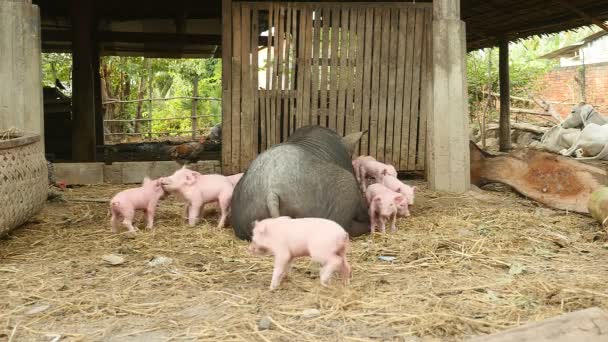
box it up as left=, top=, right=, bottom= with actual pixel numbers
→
left=1, top=182, right=607, bottom=341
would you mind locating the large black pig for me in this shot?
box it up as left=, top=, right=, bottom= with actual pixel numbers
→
left=230, top=125, right=370, bottom=240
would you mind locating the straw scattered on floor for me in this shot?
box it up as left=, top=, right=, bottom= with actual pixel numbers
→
left=1, top=182, right=608, bottom=341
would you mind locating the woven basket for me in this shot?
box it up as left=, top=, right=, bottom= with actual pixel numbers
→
left=0, top=133, right=48, bottom=236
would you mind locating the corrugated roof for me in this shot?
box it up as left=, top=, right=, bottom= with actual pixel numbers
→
left=539, top=30, right=607, bottom=59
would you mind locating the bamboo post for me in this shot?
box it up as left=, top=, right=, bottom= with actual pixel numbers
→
left=191, top=76, right=200, bottom=139
left=482, top=47, right=492, bottom=149
left=147, top=61, right=153, bottom=140
left=499, top=39, right=512, bottom=152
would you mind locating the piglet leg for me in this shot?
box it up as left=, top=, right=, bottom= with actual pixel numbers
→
left=123, top=219, right=138, bottom=233
left=379, top=217, right=387, bottom=234
left=359, top=165, right=368, bottom=192
left=320, top=256, right=343, bottom=287
left=145, top=206, right=156, bottom=229
left=217, top=191, right=232, bottom=229
left=270, top=254, right=290, bottom=290
left=121, top=208, right=138, bottom=233
left=110, top=214, right=120, bottom=233
left=183, top=203, right=190, bottom=220
left=390, top=212, right=397, bottom=233
left=368, top=206, right=376, bottom=234
left=341, top=258, right=352, bottom=285
left=188, top=201, right=202, bottom=226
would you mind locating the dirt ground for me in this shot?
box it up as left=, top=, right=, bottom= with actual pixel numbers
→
left=1, top=182, right=608, bottom=342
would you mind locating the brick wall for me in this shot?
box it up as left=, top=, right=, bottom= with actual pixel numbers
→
left=536, top=62, right=608, bottom=117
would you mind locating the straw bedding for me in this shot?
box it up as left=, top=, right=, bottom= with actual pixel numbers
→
left=1, top=182, right=607, bottom=341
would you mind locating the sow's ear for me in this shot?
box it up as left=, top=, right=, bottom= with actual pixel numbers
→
left=342, top=130, right=368, bottom=156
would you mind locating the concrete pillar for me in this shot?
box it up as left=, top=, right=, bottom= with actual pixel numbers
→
left=499, top=39, right=512, bottom=152
left=0, top=0, right=44, bottom=150
left=71, top=0, right=97, bottom=161
left=427, top=0, right=470, bottom=193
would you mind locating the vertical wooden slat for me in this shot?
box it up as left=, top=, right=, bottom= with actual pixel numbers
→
left=251, top=8, right=259, bottom=160
left=295, top=7, right=305, bottom=130
left=399, top=9, right=416, bottom=171
left=319, top=7, right=330, bottom=127
left=407, top=8, right=425, bottom=170
left=281, top=4, right=292, bottom=140
left=384, top=9, right=399, bottom=167
left=270, top=5, right=279, bottom=144
left=311, top=7, right=322, bottom=126
left=265, top=4, right=273, bottom=148
left=328, top=8, right=340, bottom=131
left=240, top=4, right=251, bottom=171
left=221, top=0, right=232, bottom=174
left=360, top=8, right=374, bottom=156
left=344, top=8, right=357, bottom=136
left=230, top=2, right=241, bottom=174
left=392, top=8, right=407, bottom=168
left=336, top=8, right=349, bottom=136
left=417, top=8, right=432, bottom=171
left=274, top=6, right=284, bottom=143
left=290, top=8, right=298, bottom=134
left=376, top=9, right=390, bottom=162
left=260, top=92, right=267, bottom=151
left=301, top=7, right=313, bottom=126
left=352, top=9, right=366, bottom=155
left=368, top=9, right=382, bottom=159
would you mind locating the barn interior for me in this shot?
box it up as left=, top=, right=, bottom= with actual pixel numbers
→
left=31, top=0, right=608, bottom=170
left=3, top=0, right=608, bottom=340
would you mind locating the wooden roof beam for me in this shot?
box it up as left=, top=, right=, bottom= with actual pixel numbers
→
left=555, top=0, right=608, bottom=32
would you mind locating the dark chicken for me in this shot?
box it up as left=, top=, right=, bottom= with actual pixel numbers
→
left=167, top=135, right=208, bottom=166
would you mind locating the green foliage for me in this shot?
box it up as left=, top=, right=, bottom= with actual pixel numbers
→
left=40, top=27, right=601, bottom=138
left=42, top=53, right=72, bottom=90
left=41, top=54, right=222, bottom=138
left=466, top=27, right=600, bottom=123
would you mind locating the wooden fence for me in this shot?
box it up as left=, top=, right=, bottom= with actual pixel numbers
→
left=222, top=1, right=433, bottom=174
left=102, top=96, right=221, bottom=140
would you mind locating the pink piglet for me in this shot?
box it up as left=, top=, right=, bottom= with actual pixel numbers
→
left=248, top=217, right=352, bottom=290
left=160, top=167, right=234, bottom=229
left=109, top=177, right=166, bottom=233
left=381, top=175, right=416, bottom=206
left=365, top=183, right=404, bottom=233
left=358, top=159, right=397, bottom=192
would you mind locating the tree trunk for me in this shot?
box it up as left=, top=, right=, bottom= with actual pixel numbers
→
left=191, top=76, right=199, bottom=139
left=134, top=74, right=146, bottom=134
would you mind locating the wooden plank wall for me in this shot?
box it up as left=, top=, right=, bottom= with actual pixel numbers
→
left=222, top=1, right=432, bottom=174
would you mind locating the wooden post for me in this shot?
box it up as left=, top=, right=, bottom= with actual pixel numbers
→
left=192, top=76, right=199, bottom=139
left=221, top=0, right=233, bottom=175
left=428, top=0, right=470, bottom=193
left=482, top=48, right=492, bottom=149
left=93, top=43, right=104, bottom=155
left=70, top=0, right=97, bottom=161
left=0, top=0, right=44, bottom=152
left=499, top=39, right=511, bottom=152
left=147, top=60, right=153, bottom=140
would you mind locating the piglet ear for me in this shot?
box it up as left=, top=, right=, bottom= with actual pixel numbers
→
left=142, top=176, right=151, bottom=185
left=381, top=169, right=388, bottom=176
left=185, top=174, right=195, bottom=185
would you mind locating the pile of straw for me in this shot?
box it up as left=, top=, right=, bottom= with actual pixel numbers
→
left=1, top=182, right=607, bottom=341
